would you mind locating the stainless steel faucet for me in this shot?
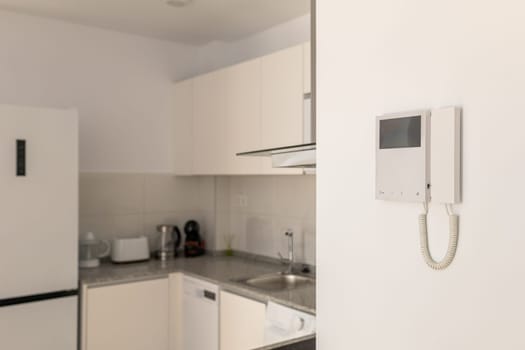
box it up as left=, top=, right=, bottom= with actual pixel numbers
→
left=278, top=229, right=294, bottom=274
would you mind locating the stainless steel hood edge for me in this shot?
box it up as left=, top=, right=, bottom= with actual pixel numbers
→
left=236, top=142, right=316, bottom=168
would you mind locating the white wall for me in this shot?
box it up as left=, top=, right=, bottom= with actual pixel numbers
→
left=0, top=10, right=197, bottom=173
left=194, top=14, right=310, bottom=74
left=0, top=10, right=309, bottom=172
left=318, top=1, right=525, bottom=349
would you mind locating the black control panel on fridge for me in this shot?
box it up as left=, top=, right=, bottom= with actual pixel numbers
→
left=16, top=140, right=26, bottom=176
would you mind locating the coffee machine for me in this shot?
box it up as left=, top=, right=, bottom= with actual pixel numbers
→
left=183, top=220, right=205, bottom=257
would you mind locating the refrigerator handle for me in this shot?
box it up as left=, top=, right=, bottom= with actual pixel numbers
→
left=16, top=139, right=26, bottom=177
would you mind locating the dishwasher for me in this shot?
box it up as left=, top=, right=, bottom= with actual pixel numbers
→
left=182, top=275, right=219, bottom=350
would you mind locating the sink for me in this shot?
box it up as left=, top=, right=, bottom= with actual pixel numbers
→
left=234, top=272, right=315, bottom=291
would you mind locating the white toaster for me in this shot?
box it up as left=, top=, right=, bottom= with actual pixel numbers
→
left=111, top=236, right=150, bottom=263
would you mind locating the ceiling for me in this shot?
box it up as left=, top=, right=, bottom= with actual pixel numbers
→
left=0, top=0, right=310, bottom=45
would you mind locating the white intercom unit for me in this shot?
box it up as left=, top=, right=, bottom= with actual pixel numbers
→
left=376, top=107, right=462, bottom=270
left=376, top=110, right=430, bottom=202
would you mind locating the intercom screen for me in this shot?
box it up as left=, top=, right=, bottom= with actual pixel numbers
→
left=380, top=116, right=421, bottom=149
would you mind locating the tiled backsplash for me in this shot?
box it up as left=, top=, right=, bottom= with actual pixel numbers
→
left=215, top=175, right=316, bottom=265
left=79, top=173, right=316, bottom=265
left=79, top=173, right=216, bottom=250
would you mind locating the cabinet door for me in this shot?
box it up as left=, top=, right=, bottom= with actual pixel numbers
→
left=0, top=296, right=77, bottom=350
left=303, top=42, right=311, bottom=94
left=260, top=45, right=304, bottom=175
left=226, top=58, right=263, bottom=174
left=261, top=45, right=304, bottom=149
left=220, top=291, right=266, bottom=350
left=172, top=79, right=193, bottom=175
left=193, top=69, right=228, bottom=175
left=85, top=278, right=169, bottom=350
left=169, top=273, right=183, bottom=350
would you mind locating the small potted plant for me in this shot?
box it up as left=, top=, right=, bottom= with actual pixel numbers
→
left=224, top=233, right=236, bottom=256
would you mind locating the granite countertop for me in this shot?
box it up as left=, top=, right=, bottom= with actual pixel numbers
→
left=80, top=254, right=316, bottom=314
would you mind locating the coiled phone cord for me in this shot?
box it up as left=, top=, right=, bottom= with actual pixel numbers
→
left=419, top=202, right=459, bottom=270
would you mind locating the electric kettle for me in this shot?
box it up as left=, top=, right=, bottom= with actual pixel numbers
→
left=79, top=232, right=110, bottom=268
left=156, top=225, right=181, bottom=260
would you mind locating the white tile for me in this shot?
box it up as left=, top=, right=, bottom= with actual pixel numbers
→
left=215, top=176, right=231, bottom=211
left=225, top=175, right=316, bottom=263
left=244, top=214, right=274, bottom=256
left=228, top=210, right=247, bottom=251
left=303, top=218, right=316, bottom=265
left=230, top=176, right=275, bottom=214
left=273, top=175, right=316, bottom=217
left=215, top=210, right=231, bottom=251
left=79, top=172, right=316, bottom=263
left=79, top=214, right=114, bottom=240
left=112, top=214, right=143, bottom=238
left=143, top=175, right=200, bottom=212
left=195, top=176, right=216, bottom=212
left=79, top=173, right=144, bottom=215
left=199, top=209, right=216, bottom=250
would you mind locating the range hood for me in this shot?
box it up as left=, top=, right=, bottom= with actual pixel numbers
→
left=237, top=0, right=316, bottom=169
left=237, top=142, right=316, bottom=168
left=236, top=92, right=316, bottom=168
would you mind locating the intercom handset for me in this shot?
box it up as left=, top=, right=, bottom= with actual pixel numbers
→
left=376, top=107, right=461, bottom=270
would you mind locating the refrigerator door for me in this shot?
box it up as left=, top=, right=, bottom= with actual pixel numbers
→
left=0, top=105, right=78, bottom=299
left=0, top=296, right=77, bottom=349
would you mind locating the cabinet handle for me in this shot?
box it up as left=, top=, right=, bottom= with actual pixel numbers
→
left=203, top=290, right=216, bottom=301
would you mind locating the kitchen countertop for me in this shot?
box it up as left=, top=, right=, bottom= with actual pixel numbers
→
left=79, top=254, right=316, bottom=315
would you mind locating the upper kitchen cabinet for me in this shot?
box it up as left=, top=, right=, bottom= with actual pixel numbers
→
left=260, top=44, right=306, bottom=175
left=171, top=42, right=311, bottom=175
left=172, top=79, right=193, bottom=175
left=193, top=69, right=229, bottom=175
left=225, top=58, right=263, bottom=174
left=303, top=42, right=311, bottom=94
left=261, top=44, right=304, bottom=150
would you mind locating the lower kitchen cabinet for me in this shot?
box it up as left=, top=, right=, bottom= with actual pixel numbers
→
left=81, top=276, right=275, bottom=350
left=220, top=291, right=266, bottom=350
left=82, top=278, right=169, bottom=350
left=169, top=273, right=183, bottom=350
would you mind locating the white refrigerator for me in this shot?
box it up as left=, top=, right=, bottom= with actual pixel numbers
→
left=0, top=105, right=79, bottom=349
